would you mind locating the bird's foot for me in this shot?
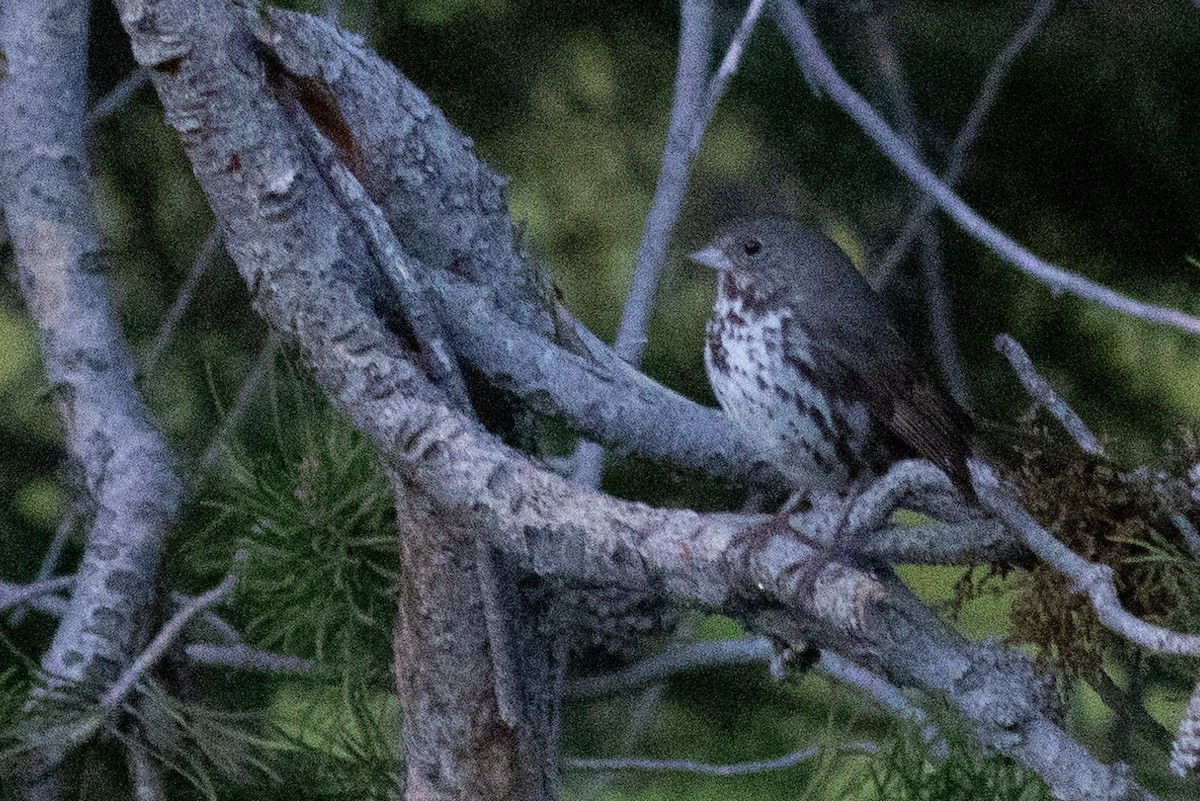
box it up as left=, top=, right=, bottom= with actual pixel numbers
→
left=782, top=479, right=872, bottom=598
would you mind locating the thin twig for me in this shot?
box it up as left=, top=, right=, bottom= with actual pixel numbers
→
left=773, top=0, right=1200, bottom=337
left=198, top=331, right=281, bottom=476
left=566, top=636, right=926, bottom=731
left=564, top=741, right=876, bottom=776
left=575, top=1, right=767, bottom=486
left=566, top=638, right=767, bottom=697
left=100, top=564, right=240, bottom=711
left=994, top=333, right=1104, bottom=455
left=143, top=226, right=222, bottom=377
left=976, top=464, right=1200, bottom=657
left=10, top=510, right=78, bottom=625
left=875, top=0, right=1055, bottom=285
left=863, top=11, right=968, bottom=406
left=611, top=0, right=713, bottom=367
left=0, top=576, right=76, bottom=614
left=690, top=0, right=766, bottom=153
left=184, top=643, right=313, bottom=674
left=573, top=0, right=717, bottom=486
left=88, top=66, right=151, bottom=124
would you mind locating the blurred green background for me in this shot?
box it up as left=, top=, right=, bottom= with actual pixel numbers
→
left=3, top=0, right=1200, bottom=798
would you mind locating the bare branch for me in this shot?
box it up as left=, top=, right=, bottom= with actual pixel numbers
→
left=143, top=226, right=222, bottom=377
left=434, top=276, right=760, bottom=480
left=567, top=638, right=767, bottom=697
left=5, top=578, right=312, bottom=676
left=773, top=0, right=1200, bottom=337
left=0, top=576, right=75, bottom=614
left=0, top=581, right=69, bottom=617
left=8, top=509, right=79, bottom=626
left=691, top=0, right=766, bottom=152
left=126, top=740, right=166, bottom=801
left=566, top=637, right=925, bottom=731
left=100, top=565, right=239, bottom=711
left=612, top=0, right=712, bottom=367
left=574, top=0, right=716, bottom=485
left=1, top=4, right=182, bottom=778
left=564, top=741, right=876, bottom=776
left=573, top=0, right=765, bottom=484
left=257, top=6, right=769, bottom=484
left=995, top=333, right=1104, bottom=455
left=874, top=0, right=1055, bottom=285
left=863, top=10, right=967, bottom=406
left=184, top=643, right=313, bottom=675
left=197, top=331, right=281, bottom=475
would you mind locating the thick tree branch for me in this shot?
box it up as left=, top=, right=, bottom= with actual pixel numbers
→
left=0, top=0, right=183, bottom=784
left=112, top=4, right=1156, bottom=798
left=259, top=6, right=764, bottom=484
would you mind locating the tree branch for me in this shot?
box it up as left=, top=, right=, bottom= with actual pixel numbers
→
left=611, top=0, right=712, bottom=368
left=995, top=333, right=1104, bottom=456
left=100, top=566, right=239, bottom=711
left=873, top=0, right=1055, bottom=285
left=112, top=4, right=1157, bottom=797
left=0, top=0, right=182, bottom=784
left=773, top=0, right=1200, bottom=337
left=0, top=577, right=75, bottom=615
left=564, top=741, right=876, bottom=776
left=142, top=226, right=222, bottom=377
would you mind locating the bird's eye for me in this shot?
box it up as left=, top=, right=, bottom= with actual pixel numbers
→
left=743, top=239, right=762, bottom=256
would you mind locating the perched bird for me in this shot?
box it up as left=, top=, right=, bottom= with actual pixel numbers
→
left=690, top=216, right=976, bottom=504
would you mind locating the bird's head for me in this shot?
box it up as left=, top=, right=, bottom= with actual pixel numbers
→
left=688, top=216, right=856, bottom=297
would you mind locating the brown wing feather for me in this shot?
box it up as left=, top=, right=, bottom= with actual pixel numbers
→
left=785, top=308, right=976, bottom=503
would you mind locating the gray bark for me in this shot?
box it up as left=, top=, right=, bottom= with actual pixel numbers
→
left=0, top=0, right=182, bottom=787
left=104, top=2, right=1153, bottom=799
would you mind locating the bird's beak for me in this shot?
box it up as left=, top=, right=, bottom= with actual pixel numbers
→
left=687, top=244, right=730, bottom=272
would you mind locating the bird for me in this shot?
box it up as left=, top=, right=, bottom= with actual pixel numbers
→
left=689, top=215, right=976, bottom=507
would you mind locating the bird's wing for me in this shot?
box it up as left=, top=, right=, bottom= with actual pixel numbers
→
left=782, top=308, right=975, bottom=500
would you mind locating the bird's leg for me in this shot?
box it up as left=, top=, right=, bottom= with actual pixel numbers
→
left=830, top=474, right=871, bottom=562
left=781, top=476, right=872, bottom=598
left=730, top=488, right=819, bottom=577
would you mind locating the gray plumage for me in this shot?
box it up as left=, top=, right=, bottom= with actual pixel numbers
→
left=692, top=216, right=975, bottom=502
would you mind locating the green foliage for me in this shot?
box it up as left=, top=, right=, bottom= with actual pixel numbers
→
left=192, top=364, right=398, bottom=676
left=270, top=680, right=403, bottom=800
left=0, top=667, right=26, bottom=743
left=870, top=713, right=1050, bottom=801
left=1006, top=416, right=1188, bottom=686
left=117, top=680, right=285, bottom=800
